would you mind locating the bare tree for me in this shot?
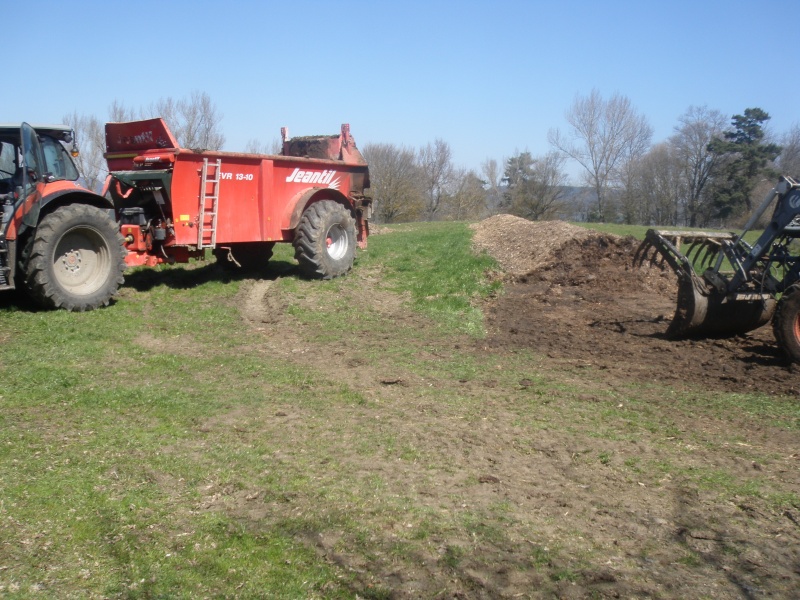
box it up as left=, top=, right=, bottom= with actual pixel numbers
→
left=362, top=142, right=423, bottom=223
left=179, top=91, right=225, bottom=149
left=503, top=151, right=568, bottom=220
left=146, top=96, right=178, bottom=128
left=108, top=99, right=137, bottom=123
left=143, top=91, right=225, bottom=150
left=445, top=168, right=487, bottom=221
left=62, top=111, right=107, bottom=192
left=549, top=89, right=652, bottom=221
left=481, top=158, right=504, bottom=214
left=530, top=152, right=569, bottom=220
left=244, top=138, right=282, bottom=155
left=418, top=139, right=454, bottom=220
left=778, top=123, right=800, bottom=179
left=670, top=106, right=727, bottom=226
left=623, top=143, right=685, bottom=225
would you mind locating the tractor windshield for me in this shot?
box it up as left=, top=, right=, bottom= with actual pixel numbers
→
left=40, top=135, right=79, bottom=182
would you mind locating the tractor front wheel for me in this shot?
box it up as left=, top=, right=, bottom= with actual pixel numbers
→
left=23, top=204, right=126, bottom=311
left=774, top=284, right=800, bottom=363
left=293, top=200, right=356, bottom=279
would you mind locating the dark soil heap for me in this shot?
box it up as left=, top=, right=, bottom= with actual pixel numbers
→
left=472, top=215, right=797, bottom=395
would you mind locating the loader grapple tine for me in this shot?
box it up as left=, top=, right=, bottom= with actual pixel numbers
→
left=635, top=240, right=669, bottom=271
left=636, top=230, right=734, bottom=276
left=635, top=230, right=694, bottom=278
left=699, top=242, right=720, bottom=268
left=686, top=239, right=707, bottom=262
left=632, top=240, right=651, bottom=267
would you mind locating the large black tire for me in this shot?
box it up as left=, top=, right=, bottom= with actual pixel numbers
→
left=293, top=200, right=356, bottom=279
left=774, top=284, right=800, bottom=363
left=23, top=204, right=126, bottom=311
left=213, top=242, right=274, bottom=272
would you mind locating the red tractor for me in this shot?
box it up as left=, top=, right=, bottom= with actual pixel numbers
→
left=0, top=119, right=371, bottom=310
left=0, top=122, right=126, bottom=310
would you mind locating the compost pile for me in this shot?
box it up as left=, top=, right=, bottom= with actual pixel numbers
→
left=471, top=215, right=672, bottom=294
left=471, top=215, right=593, bottom=276
left=472, top=215, right=797, bottom=395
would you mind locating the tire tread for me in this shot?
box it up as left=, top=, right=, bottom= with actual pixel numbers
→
left=293, top=200, right=356, bottom=279
left=773, top=284, right=800, bottom=363
left=23, top=204, right=126, bottom=311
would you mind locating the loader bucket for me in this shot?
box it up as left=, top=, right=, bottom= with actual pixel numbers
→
left=635, top=229, right=776, bottom=338
left=667, top=276, right=776, bottom=338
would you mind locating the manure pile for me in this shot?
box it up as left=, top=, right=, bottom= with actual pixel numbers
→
left=470, top=215, right=672, bottom=295
left=470, top=215, right=593, bottom=276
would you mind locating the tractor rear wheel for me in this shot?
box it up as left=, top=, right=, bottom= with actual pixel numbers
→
left=23, top=204, right=126, bottom=311
left=773, top=284, right=800, bottom=363
left=293, top=200, right=356, bottom=279
left=213, top=242, right=274, bottom=272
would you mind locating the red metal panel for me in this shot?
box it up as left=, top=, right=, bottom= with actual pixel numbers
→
left=271, top=158, right=352, bottom=230
left=260, top=159, right=279, bottom=241
left=169, top=152, right=265, bottom=245
left=169, top=156, right=201, bottom=245
left=105, top=119, right=178, bottom=153
left=217, top=156, right=262, bottom=243
left=104, top=119, right=179, bottom=172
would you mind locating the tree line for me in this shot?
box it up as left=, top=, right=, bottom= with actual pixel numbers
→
left=64, top=90, right=800, bottom=227
left=365, top=90, right=800, bottom=227
left=368, top=92, right=798, bottom=227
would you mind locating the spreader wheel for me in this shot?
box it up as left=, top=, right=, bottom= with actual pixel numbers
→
left=774, top=284, right=800, bottom=363
left=23, top=204, right=126, bottom=311
left=293, top=200, right=356, bottom=279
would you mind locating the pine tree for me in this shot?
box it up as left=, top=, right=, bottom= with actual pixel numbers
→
left=708, top=108, right=781, bottom=219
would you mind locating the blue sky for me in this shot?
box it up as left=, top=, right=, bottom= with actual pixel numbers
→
left=9, top=0, right=798, bottom=182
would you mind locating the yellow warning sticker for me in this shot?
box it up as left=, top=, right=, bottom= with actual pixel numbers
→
left=179, top=215, right=190, bottom=222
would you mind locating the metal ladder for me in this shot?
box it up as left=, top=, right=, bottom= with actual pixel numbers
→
left=197, top=158, right=221, bottom=249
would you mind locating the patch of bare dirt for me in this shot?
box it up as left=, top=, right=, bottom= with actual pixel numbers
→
left=133, top=332, right=206, bottom=357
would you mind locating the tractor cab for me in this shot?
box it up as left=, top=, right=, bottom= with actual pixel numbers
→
left=0, top=123, right=80, bottom=192
left=0, top=123, right=81, bottom=230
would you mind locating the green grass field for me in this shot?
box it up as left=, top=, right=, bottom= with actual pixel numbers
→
left=1, top=221, right=797, bottom=598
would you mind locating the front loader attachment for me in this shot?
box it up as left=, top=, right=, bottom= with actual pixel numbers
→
left=635, top=230, right=776, bottom=338
left=668, top=276, right=776, bottom=337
